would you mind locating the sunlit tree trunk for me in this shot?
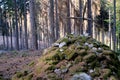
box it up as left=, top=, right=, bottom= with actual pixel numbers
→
left=14, top=0, right=19, bottom=50
left=29, top=0, right=38, bottom=50
left=23, top=0, right=28, bottom=49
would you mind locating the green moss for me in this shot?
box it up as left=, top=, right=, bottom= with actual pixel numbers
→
left=76, top=45, right=84, bottom=50
left=103, top=50, right=113, bottom=55
left=90, top=72, right=100, bottom=77
left=89, top=59, right=100, bottom=68
left=109, top=75, right=117, bottom=80
left=65, top=49, right=78, bottom=60
left=48, top=60, right=59, bottom=65
left=56, top=38, right=69, bottom=44
left=93, top=42, right=101, bottom=48
left=15, top=72, right=24, bottom=78
left=83, top=53, right=96, bottom=63
left=0, top=76, right=4, bottom=80
left=36, top=77, right=47, bottom=80
left=81, top=36, right=87, bottom=43
left=74, top=56, right=82, bottom=64
left=24, top=74, right=33, bottom=80
left=46, top=65, right=56, bottom=71
left=28, top=61, right=35, bottom=66
left=102, top=69, right=111, bottom=79
left=101, top=44, right=110, bottom=50
left=47, top=73, right=58, bottom=80
left=76, top=49, right=87, bottom=56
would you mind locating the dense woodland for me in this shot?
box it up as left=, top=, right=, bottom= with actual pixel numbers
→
left=0, top=0, right=120, bottom=52
left=0, top=0, right=120, bottom=80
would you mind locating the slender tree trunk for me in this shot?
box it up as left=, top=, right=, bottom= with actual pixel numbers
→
left=29, top=0, right=38, bottom=50
left=79, top=0, right=83, bottom=35
left=14, top=0, right=19, bottom=50
left=87, top=0, right=92, bottom=36
left=23, top=0, right=28, bottom=49
left=112, top=0, right=116, bottom=50
left=10, top=19, right=13, bottom=50
left=49, top=0, right=55, bottom=44
left=55, top=0, right=59, bottom=40
left=109, top=9, right=111, bottom=48
left=67, top=0, right=71, bottom=34
left=3, top=34, right=5, bottom=49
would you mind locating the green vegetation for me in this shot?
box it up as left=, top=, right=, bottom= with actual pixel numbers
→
left=12, top=34, right=120, bottom=80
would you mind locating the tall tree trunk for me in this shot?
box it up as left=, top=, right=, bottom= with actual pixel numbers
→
left=79, top=0, right=83, bottom=35
left=55, top=0, right=59, bottom=40
left=67, top=0, right=71, bottom=34
left=112, top=0, right=116, bottom=50
left=29, top=0, right=38, bottom=50
left=87, top=0, right=92, bottom=36
left=109, top=9, right=111, bottom=48
left=23, top=0, right=28, bottom=49
left=14, top=0, right=19, bottom=50
left=10, top=18, right=13, bottom=50
left=49, top=0, right=55, bottom=44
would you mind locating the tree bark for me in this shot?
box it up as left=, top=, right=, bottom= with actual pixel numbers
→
left=14, top=0, right=19, bottom=50
left=67, top=0, right=71, bottom=34
left=112, top=0, right=116, bottom=50
left=23, top=0, right=28, bottom=49
left=55, top=0, right=59, bottom=40
left=79, top=0, right=83, bottom=35
left=49, top=0, right=55, bottom=44
left=29, top=0, right=38, bottom=50
left=87, top=0, right=92, bottom=36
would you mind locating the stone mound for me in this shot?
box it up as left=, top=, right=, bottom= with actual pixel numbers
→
left=12, top=34, right=120, bottom=80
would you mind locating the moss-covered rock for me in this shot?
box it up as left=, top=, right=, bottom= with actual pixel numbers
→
left=83, top=53, right=96, bottom=63
left=12, top=34, right=120, bottom=80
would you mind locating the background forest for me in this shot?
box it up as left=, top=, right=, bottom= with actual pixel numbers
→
left=0, top=0, right=120, bottom=80
left=0, top=0, right=120, bottom=53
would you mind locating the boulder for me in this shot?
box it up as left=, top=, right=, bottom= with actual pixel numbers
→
left=12, top=34, right=120, bottom=80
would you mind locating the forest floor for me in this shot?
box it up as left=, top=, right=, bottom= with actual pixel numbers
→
left=0, top=50, right=43, bottom=79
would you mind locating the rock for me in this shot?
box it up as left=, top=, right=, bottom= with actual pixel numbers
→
left=89, top=69, right=94, bottom=73
left=54, top=69, right=61, bottom=76
left=59, top=42, right=66, bottom=48
left=109, top=75, right=117, bottom=80
left=71, top=73, right=91, bottom=80
left=61, top=68, right=68, bottom=73
left=83, top=32, right=89, bottom=37
left=84, top=42, right=89, bottom=46
left=92, top=47, right=97, bottom=52
left=53, top=43, right=59, bottom=47
left=88, top=44, right=94, bottom=48
left=12, top=34, right=120, bottom=80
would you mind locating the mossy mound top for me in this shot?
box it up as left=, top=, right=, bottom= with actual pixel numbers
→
left=12, top=34, right=120, bottom=80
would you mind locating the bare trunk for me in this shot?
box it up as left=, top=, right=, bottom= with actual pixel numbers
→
left=87, top=0, right=92, bottom=36
left=112, top=0, right=116, bottom=50
left=67, top=0, right=71, bottom=34
left=79, top=0, right=83, bottom=35
left=14, top=0, right=19, bottom=50
left=29, top=0, right=38, bottom=50
left=23, top=0, right=28, bottom=49
left=55, top=0, right=59, bottom=40
left=49, top=0, right=55, bottom=44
